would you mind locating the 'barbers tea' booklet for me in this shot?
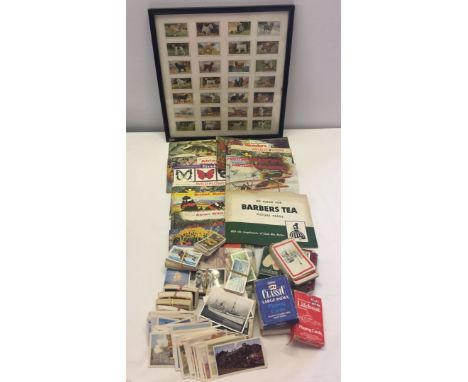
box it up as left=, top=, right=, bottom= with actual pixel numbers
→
left=225, top=191, right=318, bottom=247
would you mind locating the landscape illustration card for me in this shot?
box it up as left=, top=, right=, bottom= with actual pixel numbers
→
left=164, top=269, right=191, bottom=287
left=225, top=191, right=318, bottom=247
left=149, top=331, right=174, bottom=367
left=255, top=275, right=298, bottom=328
left=169, top=224, right=225, bottom=248
left=212, top=337, right=266, bottom=377
left=226, top=155, right=298, bottom=192
left=170, top=191, right=224, bottom=228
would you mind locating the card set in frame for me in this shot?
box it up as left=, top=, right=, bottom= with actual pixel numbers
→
left=148, top=5, right=295, bottom=141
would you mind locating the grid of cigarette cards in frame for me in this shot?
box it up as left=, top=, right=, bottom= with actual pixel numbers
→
left=154, top=12, right=289, bottom=138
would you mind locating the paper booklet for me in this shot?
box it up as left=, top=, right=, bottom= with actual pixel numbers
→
left=225, top=190, right=318, bottom=248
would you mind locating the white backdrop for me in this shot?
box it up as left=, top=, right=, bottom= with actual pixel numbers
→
left=127, top=0, right=341, bottom=131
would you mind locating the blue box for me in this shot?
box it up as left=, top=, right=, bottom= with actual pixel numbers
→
left=255, top=275, right=298, bottom=328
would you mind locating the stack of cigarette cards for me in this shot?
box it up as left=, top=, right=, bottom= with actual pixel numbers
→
left=166, top=246, right=203, bottom=271
left=194, top=231, right=226, bottom=256
left=224, top=258, right=250, bottom=295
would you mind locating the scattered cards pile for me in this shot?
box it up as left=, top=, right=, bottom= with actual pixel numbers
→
left=149, top=319, right=266, bottom=380
left=146, top=137, right=329, bottom=381
left=269, top=239, right=319, bottom=285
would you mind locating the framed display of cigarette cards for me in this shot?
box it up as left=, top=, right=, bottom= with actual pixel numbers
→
left=148, top=5, right=295, bottom=141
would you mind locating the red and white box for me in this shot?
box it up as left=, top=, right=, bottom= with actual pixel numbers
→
left=290, top=291, right=325, bottom=348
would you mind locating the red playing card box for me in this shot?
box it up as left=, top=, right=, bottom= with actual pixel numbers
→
left=291, top=291, right=325, bottom=348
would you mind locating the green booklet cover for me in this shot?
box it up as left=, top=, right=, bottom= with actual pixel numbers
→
left=225, top=191, right=318, bottom=248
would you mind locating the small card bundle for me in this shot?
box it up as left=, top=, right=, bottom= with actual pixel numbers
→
left=156, top=290, right=196, bottom=311
left=224, top=258, right=250, bottom=295
left=290, top=291, right=325, bottom=348
left=194, top=231, right=226, bottom=256
left=227, top=249, right=257, bottom=282
left=255, top=275, right=298, bottom=335
left=166, top=246, right=203, bottom=271
left=269, top=239, right=319, bottom=285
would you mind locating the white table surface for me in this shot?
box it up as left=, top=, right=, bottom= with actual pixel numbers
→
left=127, top=129, right=341, bottom=382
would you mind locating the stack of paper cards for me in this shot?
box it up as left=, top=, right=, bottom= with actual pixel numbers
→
left=226, top=249, right=257, bottom=282
left=149, top=317, right=266, bottom=380
left=165, top=246, right=203, bottom=271
left=194, top=231, right=226, bottom=256
left=156, top=290, right=196, bottom=311
left=224, top=258, right=250, bottom=295
left=269, top=239, right=319, bottom=285
left=290, top=291, right=325, bottom=348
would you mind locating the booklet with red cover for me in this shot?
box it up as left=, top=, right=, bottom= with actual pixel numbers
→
left=290, top=291, right=325, bottom=348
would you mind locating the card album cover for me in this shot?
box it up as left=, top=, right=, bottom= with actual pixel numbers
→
left=225, top=190, right=318, bottom=247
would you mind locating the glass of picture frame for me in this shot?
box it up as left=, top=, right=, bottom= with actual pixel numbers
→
left=148, top=5, right=295, bottom=141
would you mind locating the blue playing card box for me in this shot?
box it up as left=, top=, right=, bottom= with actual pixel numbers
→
left=255, top=275, right=299, bottom=328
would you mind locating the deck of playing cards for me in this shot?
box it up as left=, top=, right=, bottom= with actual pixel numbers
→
left=194, top=231, right=226, bottom=256
left=166, top=246, right=203, bottom=271
left=255, top=275, right=298, bottom=335
left=269, top=239, right=319, bottom=285
left=290, top=291, right=325, bottom=348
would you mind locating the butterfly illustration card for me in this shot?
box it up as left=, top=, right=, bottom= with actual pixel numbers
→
left=171, top=164, right=225, bottom=192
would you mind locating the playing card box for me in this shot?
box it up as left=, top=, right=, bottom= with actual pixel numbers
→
left=255, top=275, right=298, bottom=329
left=290, top=291, right=325, bottom=348
left=270, top=239, right=318, bottom=285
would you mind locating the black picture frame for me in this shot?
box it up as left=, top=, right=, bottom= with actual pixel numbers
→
left=148, top=5, right=295, bottom=142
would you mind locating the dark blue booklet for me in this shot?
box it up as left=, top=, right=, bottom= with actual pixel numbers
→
left=255, top=275, right=299, bottom=328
